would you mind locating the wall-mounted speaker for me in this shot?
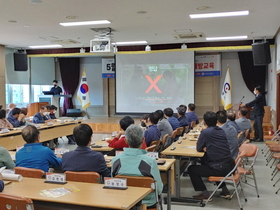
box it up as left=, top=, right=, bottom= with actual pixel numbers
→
left=252, top=41, right=271, bottom=66
left=13, top=53, right=28, bottom=71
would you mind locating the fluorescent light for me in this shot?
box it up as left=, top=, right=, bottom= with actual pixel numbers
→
left=112, top=41, right=148, bottom=46
left=59, top=20, right=110, bottom=26
left=28, top=44, right=62, bottom=49
left=206, top=35, right=248, bottom=41
left=190, top=10, right=249, bottom=19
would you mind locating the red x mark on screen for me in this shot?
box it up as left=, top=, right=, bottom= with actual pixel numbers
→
left=145, top=75, right=162, bottom=93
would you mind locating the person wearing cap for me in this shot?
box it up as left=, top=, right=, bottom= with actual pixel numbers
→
left=7, top=103, right=17, bottom=118
left=50, top=80, right=63, bottom=95
left=177, top=105, right=189, bottom=127
left=0, top=109, right=13, bottom=129
left=7, top=107, right=26, bottom=128
left=111, top=124, right=163, bottom=208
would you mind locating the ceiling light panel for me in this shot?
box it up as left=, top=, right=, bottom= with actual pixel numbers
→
left=113, top=41, right=148, bottom=45
left=29, top=44, right=62, bottom=49
left=59, top=20, right=111, bottom=26
left=206, top=35, right=248, bottom=41
left=190, top=10, right=249, bottom=19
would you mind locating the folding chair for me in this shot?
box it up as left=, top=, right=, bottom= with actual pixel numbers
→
left=64, top=171, right=100, bottom=183
left=115, top=175, right=160, bottom=210
left=238, top=144, right=260, bottom=197
left=190, top=121, right=196, bottom=130
left=202, top=151, right=247, bottom=210
left=262, top=125, right=280, bottom=154
left=0, top=193, right=34, bottom=210
left=175, top=127, right=184, bottom=137
left=14, top=167, right=45, bottom=178
left=273, top=164, right=280, bottom=194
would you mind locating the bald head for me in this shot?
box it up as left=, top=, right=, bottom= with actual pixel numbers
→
left=22, top=125, right=40, bottom=144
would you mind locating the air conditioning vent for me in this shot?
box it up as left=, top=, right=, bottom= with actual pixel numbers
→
left=51, top=39, right=81, bottom=45
left=173, top=32, right=205, bottom=39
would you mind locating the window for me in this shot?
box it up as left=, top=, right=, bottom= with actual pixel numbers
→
left=6, top=84, right=52, bottom=107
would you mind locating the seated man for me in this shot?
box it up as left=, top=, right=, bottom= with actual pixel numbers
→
left=16, top=125, right=62, bottom=172
left=107, top=116, right=147, bottom=150
left=186, top=103, right=199, bottom=125
left=62, top=124, right=111, bottom=177
left=0, top=109, right=13, bottom=129
left=235, top=107, right=252, bottom=144
left=0, top=145, right=15, bottom=169
left=217, top=110, right=239, bottom=160
left=49, top=105, right=57, bottom=119
left=155, top=110, right=173, bottom=139
left=163, top=108, right=180, bottom=130
left=188, top=111, right=235, bottom=200
left=144, top=112, right=161, bottom=146
left=177, top=105, right=189, bottom=127
left=7, top=107, right=26, bottom=128
left=32, top=106, right=52, bottom=124
left=111, top=124, right=163, bottom=208
left=227, top=112, right=241, bottom=133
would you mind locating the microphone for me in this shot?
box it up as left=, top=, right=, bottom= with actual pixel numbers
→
left=239, top=96, right=245, bottom=104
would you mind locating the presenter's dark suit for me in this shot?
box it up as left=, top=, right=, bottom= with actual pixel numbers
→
left=245, top=93, right=265, bottom=141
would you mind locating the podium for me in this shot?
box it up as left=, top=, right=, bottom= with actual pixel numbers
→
left=38, top=95, right=72, bottom=118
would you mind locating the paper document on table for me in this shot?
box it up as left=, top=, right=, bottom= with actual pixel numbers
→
left=40, top=186, right=80, bottom=198
left=182, top=146, right=196, bottom=149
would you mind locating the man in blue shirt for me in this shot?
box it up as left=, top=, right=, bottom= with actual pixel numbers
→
left=62, top=124, right=110, bottom=177
left=144, top=112, right=161, bottom=146
left=0, top=174, right=4, bottom=192
left=32, top=106, right=52, bottom=124
left=16, top=125, right=62, bottom=172
left=7, top=103, right=17, bottom=118
left=112, top=124, right=163, bottom=208
left=163, top=108, right=180, bottom=130
left=236, top=107, right=252, bottom=145
left=186, top=103, right=199, bottom=125
left=7, top=107, right=25, bottom=127
left=188, top=111, right=234, bottom=200
left=177, top=105, right=189, bottom=127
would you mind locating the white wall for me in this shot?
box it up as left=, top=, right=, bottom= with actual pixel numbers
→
left=220, top=52, right=255, bottom=105
left=267, top=47, right=276, bottom=110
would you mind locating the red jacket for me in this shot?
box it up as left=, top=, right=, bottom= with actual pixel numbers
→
left=108, top=135, right=147, bottom=150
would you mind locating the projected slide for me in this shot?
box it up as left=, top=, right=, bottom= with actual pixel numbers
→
left=116, top=51, right=194, bottom=113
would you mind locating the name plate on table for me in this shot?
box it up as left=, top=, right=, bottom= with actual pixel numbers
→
left=47, top=122, right=53, bottom=126
left=146, top=152, right=158, bottom=159
left=45, top=173, right=67, bottom=184
left=104, top=177, right=127, bottom=190
left=54, top=148, right=69, bottom=155
left=0, top=128, right=9, bottom=134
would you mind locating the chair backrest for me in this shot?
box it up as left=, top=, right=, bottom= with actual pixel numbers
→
left=184, top=126, right=189, bottom=134
left=237, top=131, right=244, bottom=141
left=161, top=134, right=169, bottom=147
left=14, top=167, right=44, bottom=178
left=145, top=144, right=157, bottom=152
left=190, top=121, right=196, bottom=129
left=239, top=144, right=259, bottom=157
left=0, top=193, right=34, bottom=210
left=175, top=127, right=184, bottom=136
left=64, top=171, right=100, bottom=183
left=115, top=175, right=155, bottom=192
left=170, top=130, right=177, bottom=139
left=244, top=129, right=250, bottom=140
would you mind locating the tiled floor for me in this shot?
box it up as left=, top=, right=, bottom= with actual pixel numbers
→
left=58, top=138, right=280, bottom=210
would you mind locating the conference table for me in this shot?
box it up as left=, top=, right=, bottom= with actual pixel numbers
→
left=0, top=120, right=82, bottom=151
left=161, top=127, right=204, bottom=204
left=3, top=177, right=151, bottom=210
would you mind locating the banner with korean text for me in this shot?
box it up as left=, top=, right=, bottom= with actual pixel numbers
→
left=195, top=54, right=221, bottom=76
